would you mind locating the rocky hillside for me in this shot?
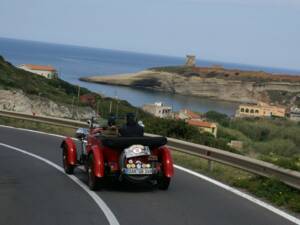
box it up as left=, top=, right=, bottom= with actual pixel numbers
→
left=0, top=55, right=98, bottom=119
left=0, top=89, right=96, bottom=119
left=80, top=67, right=300, bottom=106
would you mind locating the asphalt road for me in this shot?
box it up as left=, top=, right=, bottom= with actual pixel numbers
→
left=0, top=126, right=298, bottom=225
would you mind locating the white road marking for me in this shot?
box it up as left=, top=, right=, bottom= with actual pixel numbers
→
left=175, top=165, right=300, bottom=225
left=1, top=125, right=300, bottom=224
left=0, top=142, right=120, bottom=225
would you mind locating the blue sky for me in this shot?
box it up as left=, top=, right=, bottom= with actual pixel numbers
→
left=0, top=0, right=300, bottom=70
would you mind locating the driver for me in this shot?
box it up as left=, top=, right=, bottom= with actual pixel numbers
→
left=107, top=113, right=116, bottom=127
left=119, top=113, right=144, bottom=137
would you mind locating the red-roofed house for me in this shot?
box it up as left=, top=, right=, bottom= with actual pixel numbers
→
left=18, top=64, right=58, bottom=79
left=178, top=109, right=201, bottom=120
left=175, top=109, right=217, bottom=137
left=80, top=93, right=96, bottom=105
left=187, top=119, right=218, bottom=137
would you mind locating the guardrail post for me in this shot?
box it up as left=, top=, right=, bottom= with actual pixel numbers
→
left=208, top=160, right=214, bottom=172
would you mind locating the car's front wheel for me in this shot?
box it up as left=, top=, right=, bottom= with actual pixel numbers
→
left=87, top=154, right=102, bottom=190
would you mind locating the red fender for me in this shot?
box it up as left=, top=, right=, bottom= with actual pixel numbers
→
left=160, top=146, right=174, bottom=178
left=61, top=137, right=77, bottom=165
left=90, top=145, right=105, bottom=178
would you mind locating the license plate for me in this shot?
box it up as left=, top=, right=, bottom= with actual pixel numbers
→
left=123, top=168, right=153, bottom=175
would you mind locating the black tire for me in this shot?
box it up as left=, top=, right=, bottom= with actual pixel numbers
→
left=62, top=146, right=74, bottom=174
left=158, top=176, right=171, bottom=190
left=87, top=154, right=102, bottom=190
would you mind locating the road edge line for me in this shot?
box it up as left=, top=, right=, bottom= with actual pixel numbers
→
left=174, top=164, right=300, bottom=225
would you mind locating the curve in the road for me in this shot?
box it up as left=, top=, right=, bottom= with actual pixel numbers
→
left=0, top=142, right=120, bottom=225
left=0, top=125, right=299, bottom=225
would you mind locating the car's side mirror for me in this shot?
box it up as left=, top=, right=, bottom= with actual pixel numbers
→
left=87, top=119, right=93, bottom=128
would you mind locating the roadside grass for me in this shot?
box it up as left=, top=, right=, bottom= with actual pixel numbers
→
left=215, top=115, right=300, bottom=172
left=1, top=116, right=300, bottom=214
left=172, top=151, right=300, bottom=213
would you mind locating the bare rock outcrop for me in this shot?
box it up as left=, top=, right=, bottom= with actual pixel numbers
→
left=0, top=89, right=96, bottom=120
left=80, top=70, right=300, bottom=105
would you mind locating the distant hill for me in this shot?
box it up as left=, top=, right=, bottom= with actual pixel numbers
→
left=81, top=66, right=300, bottom=106
left=0, top=55, right=91, bottom=105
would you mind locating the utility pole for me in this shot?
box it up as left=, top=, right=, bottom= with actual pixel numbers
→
left=99, top=99, right=103, bottom=117
left=76, top=85, right=80, bottom=119
left=116, top=99, right=119, bottom=119
left=71, top=96, right=75, bottom=119
left=96, top=100, right=100, bottom=116
left=109, top=101, right=112, bottom=114
left=135, top=108, right=138, bottom=121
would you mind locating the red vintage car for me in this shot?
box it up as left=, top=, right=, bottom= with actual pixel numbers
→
left=60, top=120, right=174, bottom=190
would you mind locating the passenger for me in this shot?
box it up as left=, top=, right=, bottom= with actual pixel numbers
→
left=119, top=113, right=144, bottom=137
left=102, top=114, right=118, bottom=136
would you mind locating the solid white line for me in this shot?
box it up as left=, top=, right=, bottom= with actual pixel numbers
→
left=1, top=125, right=299, bottom=224
left=174, top=165, right=300, bottom=225
left=0, top=142, right=120, bottom=225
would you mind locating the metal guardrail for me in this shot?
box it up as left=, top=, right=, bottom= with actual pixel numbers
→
left=148, top=134, right=300, bottom=190
left=1, top=110, right=300, bottom=190
left=0, top=110, right=87, bottom=129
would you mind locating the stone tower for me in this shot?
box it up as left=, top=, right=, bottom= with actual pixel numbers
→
left=185, top=55, right=196, bottom=67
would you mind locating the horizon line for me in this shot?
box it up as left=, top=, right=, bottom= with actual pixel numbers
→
left=0, top=36, right=300, bottom=74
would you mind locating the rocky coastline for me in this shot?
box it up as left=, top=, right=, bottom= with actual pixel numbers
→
left=80, top=68, right=300, bottom=106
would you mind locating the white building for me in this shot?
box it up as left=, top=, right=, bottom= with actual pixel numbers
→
left=236, top=102, right=286, bottom=118
left=18, top=64, right=58, bottom=79
left=142, top=102, right=172, bottom=118
left=289, top=107, right=300, bottom=122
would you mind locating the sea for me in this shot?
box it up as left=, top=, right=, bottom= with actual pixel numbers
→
left=1, top=37, right=299, bottom=116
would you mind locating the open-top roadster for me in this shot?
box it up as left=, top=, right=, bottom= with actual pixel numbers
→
left=60, top=118, right=174, bottom=190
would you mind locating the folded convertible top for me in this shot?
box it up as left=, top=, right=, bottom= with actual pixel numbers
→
left=98, top=136, right=167, bottom=149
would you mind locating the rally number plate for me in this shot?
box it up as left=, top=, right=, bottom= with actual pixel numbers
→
left=124, top=168, right=153, bottom=175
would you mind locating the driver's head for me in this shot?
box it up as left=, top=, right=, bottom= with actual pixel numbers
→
left=126, top=113, right=136, bottom=126
left=108, top=113, right=116, bottom=126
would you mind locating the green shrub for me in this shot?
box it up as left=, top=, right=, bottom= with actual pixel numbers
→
left=230, top=118, right=279, bottom=141
left=150, top=66, right=193, bottom=75
left=253, top=139, right=297, bottom=157
left=205, top=111, right=230, bottom=127
left=259, top=155, right=300, bottom=171
left=218, top=126, right=251, bottom=142
left=143, top=117, right=236, bottom=152
left=275, top=126, right=300, bottom=147
left=144, top=118, right=198, bottom=139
